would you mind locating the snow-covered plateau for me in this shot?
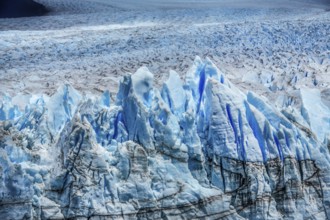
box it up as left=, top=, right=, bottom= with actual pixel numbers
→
left=0, top=0, right=330, bottom=219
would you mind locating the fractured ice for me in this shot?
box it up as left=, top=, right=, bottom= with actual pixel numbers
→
left=1, top=57, right=330, bottom=219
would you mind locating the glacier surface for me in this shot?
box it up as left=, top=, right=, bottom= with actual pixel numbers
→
left=1, top=57, right=330, bottom=219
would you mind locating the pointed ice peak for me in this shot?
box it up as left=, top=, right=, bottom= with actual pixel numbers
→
left=204, top=57, right=222, bottom=81
left=51, top=84, right=81, bottom=102
left=188, top=57, right=227, bottom=91
left=116, top=74, right=132, bottom=106
left=247, top=91, right=292, bottom=130
left=29, top=95, right=48, bottom=106
left=46, top=84, right=82, bottom=134
left=131, top=66, right=154, bottom=108
left=204, top=57, right=231, bottom=88
left=48, top=83, right=82, bottom=117
left=132, top=67, right=154, bottom=93
left=186, top=56, right=226, bottom=113
left=100, top=90, right=111, bottom=108
left=0, top=93, right=22, bottom=121
left=186, top=56, right=204, bottom=89
left=162, top=70, right=186, bottom=115
left=186, top=56, right=224, bottom=83
left=0, top=93, right=11, bottom=103
left=167, top=70, right=182, bottom=84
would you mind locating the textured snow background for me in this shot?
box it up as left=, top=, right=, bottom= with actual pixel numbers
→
left=0, top=0, right=329, bottom=103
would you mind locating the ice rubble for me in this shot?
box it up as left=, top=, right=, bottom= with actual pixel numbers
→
left=1, top=57, right=330, bottom=219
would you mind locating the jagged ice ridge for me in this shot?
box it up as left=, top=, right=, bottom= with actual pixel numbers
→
left=1, top=57, right=330, bottom=219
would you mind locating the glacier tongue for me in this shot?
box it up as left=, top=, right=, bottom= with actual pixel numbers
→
left=1, top=57, right=330, bottom=219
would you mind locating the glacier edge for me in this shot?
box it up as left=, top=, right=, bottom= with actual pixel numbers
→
left=0, top=57, right=330, bottom=219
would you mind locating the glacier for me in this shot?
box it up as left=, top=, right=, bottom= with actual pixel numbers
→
left=1, top=57, right=330, bottom=219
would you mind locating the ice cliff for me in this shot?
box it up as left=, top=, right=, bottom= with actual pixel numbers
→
left=1, top=57, right=330, bottom=219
